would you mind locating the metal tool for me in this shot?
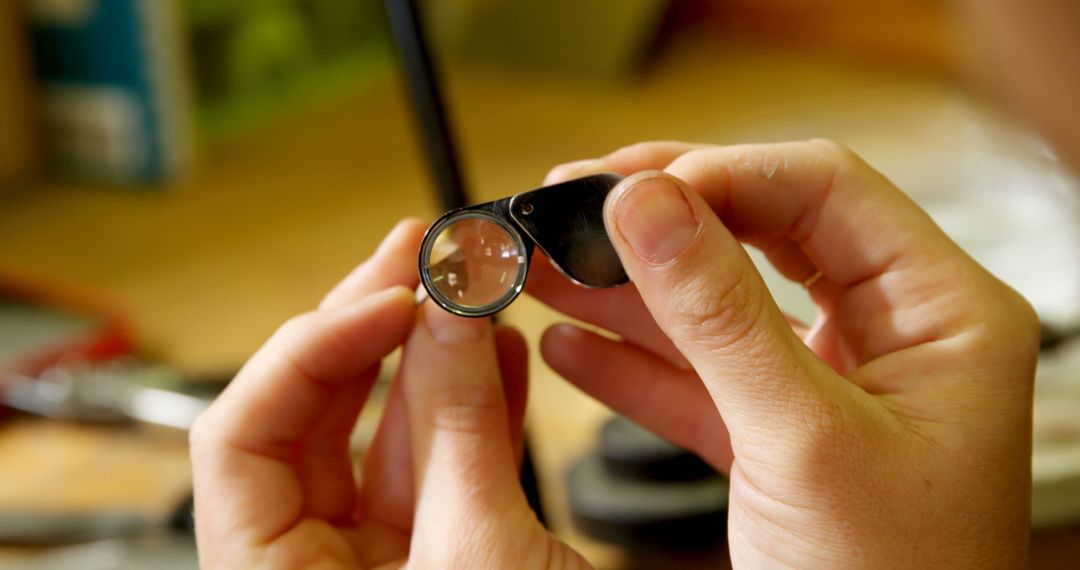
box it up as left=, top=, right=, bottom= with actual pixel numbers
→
left=1, top=359, right=209, bottom=430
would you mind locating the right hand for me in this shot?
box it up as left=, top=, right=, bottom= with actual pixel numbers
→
left=529, top=140, right=1040, bottom=568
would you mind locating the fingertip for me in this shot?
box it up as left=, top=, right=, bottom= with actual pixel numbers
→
left=362, top=284, right=417, bottom=312
left=542, top=321, right=584, bottom=340
left=340, top=285, right=417, bottom=342
left=373, top=217, right=428, bottom=262
left=540, top=323, right=588, bottom=365
left=605, top=171, right=701, bottom=267
left=544, top=158, right=607, bottom=185
left=421, top=301, right=490, bottom=344
left=389, top=217, right=430, bottom=241
left=603, top=170, right=675, bottom=218
left=320, top=219, right=427, bottom=310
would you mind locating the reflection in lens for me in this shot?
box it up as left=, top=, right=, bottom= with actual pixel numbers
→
left=427, top=215, right=526, bottom=311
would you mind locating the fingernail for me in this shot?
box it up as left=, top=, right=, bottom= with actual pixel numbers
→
left=424, top=301, right=486, bottom=344
left=613, top=176, right=698, bottom=264
left=350, top=285, right=413, bottom=311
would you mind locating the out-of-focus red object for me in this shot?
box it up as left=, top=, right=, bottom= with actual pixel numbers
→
left=0, top=271, right=133, bottom=379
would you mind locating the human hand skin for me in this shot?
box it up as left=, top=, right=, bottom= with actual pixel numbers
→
left=530, top=140, right=1040, bottom=568
left=189, top=219, right=589, bottom=569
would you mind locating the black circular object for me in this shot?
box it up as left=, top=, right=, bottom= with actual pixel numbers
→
left=566, top=454, right=729, bottom=550
left=599, top=415, right=716, bottom=482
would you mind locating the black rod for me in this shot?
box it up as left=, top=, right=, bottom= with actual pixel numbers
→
left=384, top=0, right=470, bottom=210
left=384, top=4, right=548, bottom=523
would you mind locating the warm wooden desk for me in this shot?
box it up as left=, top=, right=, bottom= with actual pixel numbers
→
left=2, top=34, right=1076, bottom=567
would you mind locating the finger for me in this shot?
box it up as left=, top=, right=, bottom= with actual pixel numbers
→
left=357, top=378, right=414, bottom=532
left=524, top=254, right=690, bottom=368
left=293, top=370, right=373, bottom=523
left=541, top=323, right=733, bottom=471
left=402, top=303, right=529, bottom=560
left=663, top=140, right=984, bottom=363
left=495, top=325, right=529, bottom=467
left=753, top=238, right=822, bottom=297
left=544, top=158, right=608, bottom=185
left=190, top=287, right=416, bottom=547
left=320, top=218, right=427, bottom=310
left=533, top=142, right=708, bottom=364
left=543, top=141, right=704, bottom=186
left=603, top=140, right=706, bottom=173
left=603, top=171, right=849, bottom=452
left=356, top=326, right=529, bottom=535
left=288, top=214, right=428, bottom=523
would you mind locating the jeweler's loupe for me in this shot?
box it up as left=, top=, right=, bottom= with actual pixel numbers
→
left=419, top=173, right=629, bottom=317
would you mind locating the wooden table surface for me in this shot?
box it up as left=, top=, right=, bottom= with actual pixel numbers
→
left=1, top=33, right=1077, bottom=567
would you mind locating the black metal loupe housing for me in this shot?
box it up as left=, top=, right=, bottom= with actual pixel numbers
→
left=419, top=173, right=629, bottom=317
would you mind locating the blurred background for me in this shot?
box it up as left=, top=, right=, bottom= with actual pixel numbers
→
left=1, top=0, right=1078, bottom=568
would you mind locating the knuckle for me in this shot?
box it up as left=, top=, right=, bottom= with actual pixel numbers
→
left=669, top=146, right=722, bottom=169
left=270, top=310, right=355, bottom=383
left=1006, top=287, right=1041, bottom=338
left=187, top=410, right=217, bottom=455
left=809, top=138, right=856, bottom=164
left=808, top=138, right=869, bottom=184
left=990, top=282, right=1042, bottom=354
left=669, top=268, right=766, bottom=351
left=424, top=383, right=506, bottom=436
left=398, top=216, right=428, bottom=230
left=273, top=311, right=319, bottom=343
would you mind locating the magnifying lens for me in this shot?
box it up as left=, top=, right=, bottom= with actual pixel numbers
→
left=419, top=173, right=629, bottom=317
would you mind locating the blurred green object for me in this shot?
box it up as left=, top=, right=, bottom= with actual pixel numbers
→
left=184, top=0, right=391, bottom=140
left=430, top=0, right=669, bottom=78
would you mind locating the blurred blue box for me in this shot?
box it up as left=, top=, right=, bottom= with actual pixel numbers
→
left=29, top=0, right=193, bottom=185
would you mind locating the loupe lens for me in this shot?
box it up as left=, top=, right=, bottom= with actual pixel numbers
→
left=422, top=212, right=528, bottom=316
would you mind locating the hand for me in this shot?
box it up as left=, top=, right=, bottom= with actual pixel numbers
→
left=531, top=141, right=1040, bottom=568
left=190, top=219, right=588, bottom=569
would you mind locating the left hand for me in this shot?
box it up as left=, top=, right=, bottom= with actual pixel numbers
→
left=190, top=219, right=588, bottom=569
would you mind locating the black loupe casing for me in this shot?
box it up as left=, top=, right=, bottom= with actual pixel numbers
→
left=419, top=173, right=629, bottom=317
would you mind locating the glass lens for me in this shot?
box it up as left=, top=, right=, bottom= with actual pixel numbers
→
left=426, top=214, right=526, bottom=311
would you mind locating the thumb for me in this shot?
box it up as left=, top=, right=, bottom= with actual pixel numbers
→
left=603, top=171, right=845, bottom=451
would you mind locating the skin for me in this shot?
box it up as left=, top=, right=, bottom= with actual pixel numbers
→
left=192, top=139, right=1040, bottom=568
left=190, top=219, right=587, bottom=569
left=191, top=7, right=1079, bottom=565
left=532, top=140, right=1039, bottom=567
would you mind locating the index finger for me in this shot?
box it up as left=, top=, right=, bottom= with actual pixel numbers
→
left=191, top=288, right=416, bottom=546
left=664, top=140, right=956, bottom=288
left=561, top=140, right=992, bottom=338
